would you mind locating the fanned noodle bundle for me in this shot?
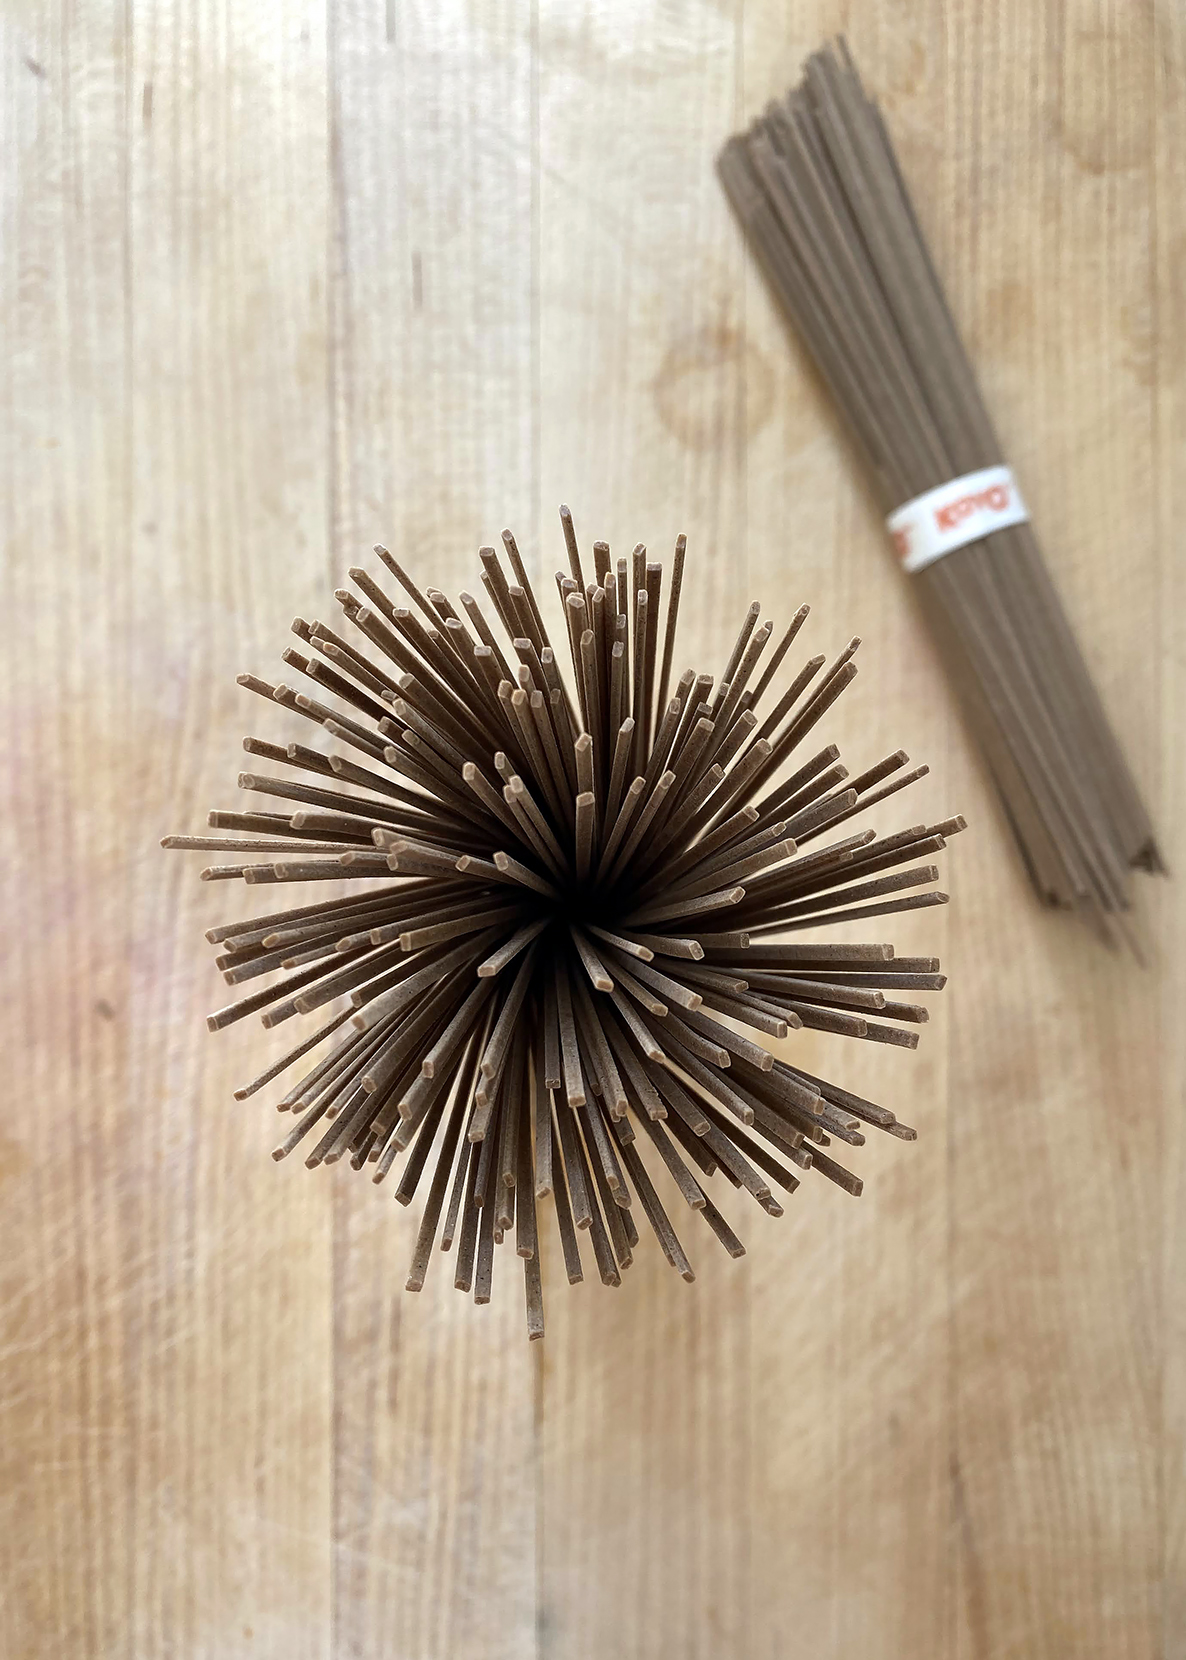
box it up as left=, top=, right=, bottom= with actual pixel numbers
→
left=166, top=515, right=961, bottom=1335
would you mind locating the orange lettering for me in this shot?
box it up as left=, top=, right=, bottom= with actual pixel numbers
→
left=934, top=482, right=1012, bottom=533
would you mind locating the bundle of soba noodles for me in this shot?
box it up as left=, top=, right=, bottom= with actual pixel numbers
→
left=165, top=517, right=960, bottom=1336
left=720, top=39, right=1162, bottom=942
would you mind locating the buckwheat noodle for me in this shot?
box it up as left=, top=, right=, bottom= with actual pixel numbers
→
left=719, top=39, right=1163, bottom=940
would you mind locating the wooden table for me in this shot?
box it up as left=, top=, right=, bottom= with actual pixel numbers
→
left=3, top=3, right=1182, bottom=1655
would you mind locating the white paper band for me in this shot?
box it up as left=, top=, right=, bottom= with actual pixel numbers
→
left=886, top=465, right=1029, bottom=573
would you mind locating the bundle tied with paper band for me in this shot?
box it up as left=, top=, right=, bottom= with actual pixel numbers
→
left=719, top=39, right=1162, bottom=939
left=165, top=515, right=962, bottom=1338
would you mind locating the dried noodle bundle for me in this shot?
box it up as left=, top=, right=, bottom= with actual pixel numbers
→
left=165, top=513, right=962, bottom=1337
left=719, top=40, right=1161, bottom=942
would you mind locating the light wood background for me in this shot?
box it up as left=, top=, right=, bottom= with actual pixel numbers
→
left=2, top=2, right=1183, bottom=1655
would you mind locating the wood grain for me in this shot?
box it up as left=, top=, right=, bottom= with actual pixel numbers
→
left=1, top=2, right=1181, bottom=1656
left=535, top=3, right=755, bottom=1653
left=738, top=9, right=957, bottom=1656
left=1156, top=8, right=1186, bottom=1659
left=328, top=5, right=538, bottom=1657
